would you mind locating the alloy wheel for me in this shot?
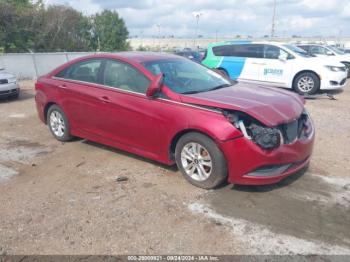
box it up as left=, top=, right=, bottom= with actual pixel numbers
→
left=297, top=76, right=315, bottom=92
left=180, top=142, right=212, bottom=181
left=49, top=110, right=65, bottom=137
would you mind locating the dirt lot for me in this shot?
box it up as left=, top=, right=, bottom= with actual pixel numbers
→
left=0, top=81, right=349, bottom=255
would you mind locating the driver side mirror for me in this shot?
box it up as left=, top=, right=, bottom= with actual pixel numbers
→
left=278, top=52, right=288, bottom=61
left=146, top=73, right=163, bottom=98
left=326, top=50, right=334, bottom=56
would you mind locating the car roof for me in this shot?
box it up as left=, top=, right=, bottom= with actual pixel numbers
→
left=94, top=51, right=183, bottom=63
left=207, top=41, right=290, bottom=48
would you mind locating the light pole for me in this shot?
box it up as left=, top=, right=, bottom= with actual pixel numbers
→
left=156, top=24, right=161, bottom=51
left=271, top=0, right=277, bottom=38
left=193, top=12, right=203, bottom=50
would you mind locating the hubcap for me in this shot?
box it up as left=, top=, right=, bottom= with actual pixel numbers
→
left=298, top=76, right=315, bottom=92
left=49, top=111, right=65, bottom=137
left=180, top=142, right=212, bottom=181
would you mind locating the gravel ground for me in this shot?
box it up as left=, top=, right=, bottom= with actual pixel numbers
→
left=0, top=80, right=349, bottom=255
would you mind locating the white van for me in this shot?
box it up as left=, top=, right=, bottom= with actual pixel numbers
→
left=202, top=41, right=348, bottom=94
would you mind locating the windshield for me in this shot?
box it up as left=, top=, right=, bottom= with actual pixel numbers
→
left=327, top=45, right=345, bottom=55
left=283, top=44, right=311, bottom=58
left=143, top=58, right=232, bottom=94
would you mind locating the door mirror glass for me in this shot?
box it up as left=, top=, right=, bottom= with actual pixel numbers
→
left=146, top=73, right=163, bottom=98
left=278, top=51, right=288, bottom=61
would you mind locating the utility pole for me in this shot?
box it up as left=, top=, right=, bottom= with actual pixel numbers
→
left=271, top=0, right=277, bottom=38
left=193, top=12, right=203, bottom=50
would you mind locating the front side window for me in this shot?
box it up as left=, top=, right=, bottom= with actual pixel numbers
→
left=263, top=45, right=294, bottom=59
left=309, top=46, right=329, bottom=55
left=143, top=58, right=231, bottom=94
left=64, top=59, right=102, bottom=83
left=102, top=60, right=150, bottom=94
left=263, top=45, right=282, bottom=59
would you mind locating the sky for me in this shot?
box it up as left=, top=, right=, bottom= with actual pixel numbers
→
left=45, top=0, right=350, bottom=38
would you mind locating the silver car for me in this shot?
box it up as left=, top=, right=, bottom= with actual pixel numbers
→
left=0, top=68, right=20, bottom=99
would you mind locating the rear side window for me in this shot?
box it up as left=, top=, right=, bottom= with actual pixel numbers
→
left=102, top=60, right=150, bottom=94
left=59, top=59, right=103, bottom=84
left=212, top=44, right=263, bottom=58
left=212, top=45, right=232, bottom=56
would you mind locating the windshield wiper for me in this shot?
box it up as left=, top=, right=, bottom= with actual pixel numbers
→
left=207, top=83, right=231, bottom=92
left=181, top=83, right=231, bottom=95
left=181, top=90, right=203, bottom=94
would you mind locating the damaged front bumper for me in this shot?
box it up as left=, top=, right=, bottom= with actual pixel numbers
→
left=219, top=116, right=315, bottom=185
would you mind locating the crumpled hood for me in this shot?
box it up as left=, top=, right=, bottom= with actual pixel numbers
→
left=180, top=82, right=305, bottom=126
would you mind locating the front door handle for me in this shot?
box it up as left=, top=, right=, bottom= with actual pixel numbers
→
left=58, top=83, right=67, bottom=89
left=99, top=96, right=110, bottom=103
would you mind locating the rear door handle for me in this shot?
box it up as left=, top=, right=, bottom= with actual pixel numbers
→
left=99, top=96, right=110, bottom=103
left=58, top=83, right=67, bottom=89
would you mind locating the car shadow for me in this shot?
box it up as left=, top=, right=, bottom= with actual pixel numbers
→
left=81, top=139, right=178, bottom=172
left=77, top=139, right=309, bottom=191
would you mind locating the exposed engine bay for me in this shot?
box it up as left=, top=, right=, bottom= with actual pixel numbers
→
left=223, top=109, right=312, bottom=150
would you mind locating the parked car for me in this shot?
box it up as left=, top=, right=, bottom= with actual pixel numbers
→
left=35, top=52, right=314, bottom=189
left=297, top=44, right=350, bottom=77
left=202, top=41, right=348, bottom=94
left=0, top=68, right=20, bottom=99
left=174, top=50, right=203, bottom=63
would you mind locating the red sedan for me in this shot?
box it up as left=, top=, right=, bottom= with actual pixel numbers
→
left=35, top=52, right=315, bottom=189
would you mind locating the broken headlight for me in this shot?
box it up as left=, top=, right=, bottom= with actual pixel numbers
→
left=223, top=111, right=282, bottom=150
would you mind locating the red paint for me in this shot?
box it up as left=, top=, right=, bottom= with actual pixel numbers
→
left=35, top=53, right=314, bottom=185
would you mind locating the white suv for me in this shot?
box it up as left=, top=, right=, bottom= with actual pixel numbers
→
left=0, top=68, right=20, bottom=99
left=202, top=41, right=348, bottom=94
left=297, top=44, right=350, bottom=78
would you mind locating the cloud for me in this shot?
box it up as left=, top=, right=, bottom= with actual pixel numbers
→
left=46, top=0, right=350, bottom=37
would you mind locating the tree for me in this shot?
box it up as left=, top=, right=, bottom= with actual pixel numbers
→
left=91, top=10, right=129, bottom=51
left=33, top=5, right=92, bottom=52
left=0, top=2, right=129, bottom=52
left=0, top=0, right=42, bottom=52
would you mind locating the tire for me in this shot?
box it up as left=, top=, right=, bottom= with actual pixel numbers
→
left=293, top=72, right=320, bottom=95
left=47, top=104, right=73, bottom=142
left=175, top=132, right=227, bottom=189
left=10, top=90, right=19, bottom=99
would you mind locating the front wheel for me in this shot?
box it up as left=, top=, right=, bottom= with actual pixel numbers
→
left=175, top=132, right=227, bottom=189
left=293, top=72, right=320, bottom=95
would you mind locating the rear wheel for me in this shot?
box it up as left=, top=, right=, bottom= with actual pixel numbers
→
left=47, top=105, right=73, bottom=142
left=175, top=132, right=227, bottom=189
left=293, top=72, right=320, bottom=95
